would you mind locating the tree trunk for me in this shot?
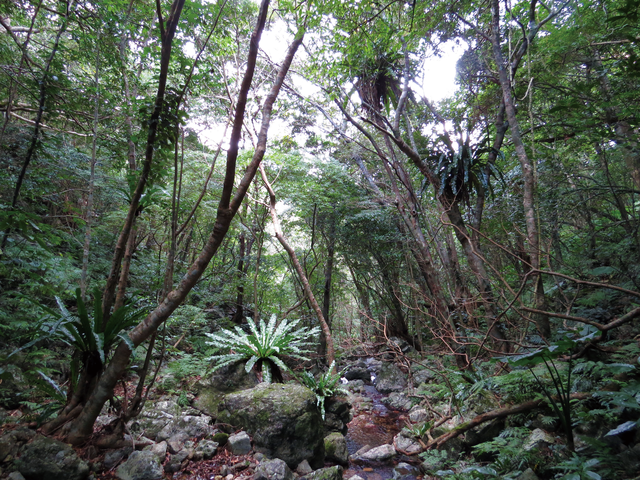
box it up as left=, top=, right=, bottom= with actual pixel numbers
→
left=58, top=2, right=304, bottom=445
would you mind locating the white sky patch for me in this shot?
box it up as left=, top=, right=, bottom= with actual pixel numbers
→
left=419, top=40, right=465, bottom=102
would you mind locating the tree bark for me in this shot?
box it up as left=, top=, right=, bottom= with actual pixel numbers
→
left=260, top=164, right=335, bottom=368
left=61, top=9, right=303, bottom=445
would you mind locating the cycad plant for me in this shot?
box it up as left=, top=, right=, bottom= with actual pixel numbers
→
left=205, top=315, right=320, bottom=384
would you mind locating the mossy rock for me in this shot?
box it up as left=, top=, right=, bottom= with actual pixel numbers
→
left=217, top=383, right=325, bottom=468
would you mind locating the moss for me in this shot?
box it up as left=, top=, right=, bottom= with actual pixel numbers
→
left=212, top=432, right=229, bottom=445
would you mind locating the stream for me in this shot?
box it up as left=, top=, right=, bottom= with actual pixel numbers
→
left=343, top=382, right=419, bottom=480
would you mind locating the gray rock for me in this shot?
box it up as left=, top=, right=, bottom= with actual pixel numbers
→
left=166, top=432, right=189, bottom=454
left=517, top=468, right=540, bottom=480
left=524, top=428, right=556, bottom=451
left=116, top=451, right=163, bottom=480
left=0, top=428, right=35, bottom=464
left=217, top=383, right=325, bottom=468
left=302, top=465, right=343, bottom=480
left=296, top=459, right=313, bottom=475
left=157, top=415, right=212, bottom=442
left=143, top=441, right=167, bottom=461
left=412, top=369, right=435, bottom=385
left=324, top=397, right=352, bottom=435
left=15, top=435, right=90, bottom=480
left=393, top=462, right=420, bottom=480
left=465, top=419, right=504, bottom=447
left=394, top=433, right=422, bottom=455
left=343, top=367, right=369, bottom=381
left=194, top=361, right=259, bottom=417
left=195, top=439, right=218, bottom=460
left=8, top=472, right=26, bottom=480
left=408, top=406, right=428, bottom=423
left=253, top=458, right=293, bottom=480
left=374, top=363, right=407, bottom=394
left=103, top=447, right=133, bottom=470
left=228, top=431, right=252, bottom=455
left=324, top=432, right=348, bottom=465
left=349, top=476, right=365, bottom=480
left=164, top=449, right=190, bottom=474
left=382, top=392, right=412, bottom=411
left=353, top=444, right=395, bottom=462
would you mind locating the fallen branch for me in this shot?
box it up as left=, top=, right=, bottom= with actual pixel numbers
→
left=425, top=392, right=591, bottom=450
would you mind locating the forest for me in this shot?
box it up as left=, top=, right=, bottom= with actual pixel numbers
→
left=0, top=0, right=639, bottom=479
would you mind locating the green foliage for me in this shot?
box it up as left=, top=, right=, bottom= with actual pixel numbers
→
left=298, top=361, right=347, bottom=420
left=205, top=315, right=320, bottom=384
left=21, top=287, right=146, bottom=368
left=472, top=427, right=535, bottom=474
left=554, top=455, right=603, bottom=480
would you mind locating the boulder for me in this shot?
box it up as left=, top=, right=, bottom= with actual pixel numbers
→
left=15, top=435, right=89, bottom=480
left=156, top=414, right=213, bottom=442
left=295, top=460, right=313, bottom=475
left=323, top=397, right=352, bottom=434
left=0, top=428, right=35, bottom=464
left=302, top=465, right=343, bottom=480
left=517, top=468, right=540, bottom=480
left=194, top=361, right=259, bottom=416
left=217, top=383, right=325, bottom=468
left=524, top=429, right=556, bottom=451
left=103, top=447, right=133, bottom=470
left=393, top=462, right=420, bottom=480
left=142, top=441, right=167, bottom=461
left=228, top=431, right=252, bottom=455
left=253, top=458, right=293, bottom=480
left=393, top=433, right=422, bottom=455
left=408, top=406, right=428, bottom=423
left=116, top=450, right=163, bottom=480
left=374, top=363, right=407, bottom=394
left=324, top=432, right=349, bottom=465
left=381, top=392, right=412, bottom=410
left=194, top=439, right=218, bottom=460
left=343, top=366, right=369, bottom=382
left=412, top=369, right=435, bottom=385
left=128, top=400, right=179, bottom=440
left=353, top=443, right=395, bottom=462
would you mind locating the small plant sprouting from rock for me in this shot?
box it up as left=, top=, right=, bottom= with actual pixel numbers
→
left=299, top=360, right=347, bottom=419
left=205, top=315, right=320, bottom=383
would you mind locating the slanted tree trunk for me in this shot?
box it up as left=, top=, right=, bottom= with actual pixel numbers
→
left=55, top=1, right=304, bottom=445
left=260, top=164, right=335, bottom=369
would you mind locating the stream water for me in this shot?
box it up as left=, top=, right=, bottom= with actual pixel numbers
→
left=343, top=384, right=418, bottom=480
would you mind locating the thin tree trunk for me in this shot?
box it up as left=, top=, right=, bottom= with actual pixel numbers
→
left=61, top=9, right=303, bottom=445
left=80, top=32, right=100, bottom=299
left=259, top=163, right=335, bottom=368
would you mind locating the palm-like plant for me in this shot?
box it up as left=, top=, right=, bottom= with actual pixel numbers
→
left=205, top=315, right=320, bottom=384
left=299, top=361, right=348, bottom=420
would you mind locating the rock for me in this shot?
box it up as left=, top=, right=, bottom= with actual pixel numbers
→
left=388, top=337, right=414, bottom=354
left=353, top=444, right=395, bottom=462
left=103, top=447, right=133, bottom=470
left=324, top=432, right=348, bottom=465
left=412, top=369, right=435, bottom=385
left=253, top=458, right=293, bottom=480
left=8, top=473, right=26, bottom=480
left=302, top=465, right=343, bottom=480
left=128, top=400, right=178, bottom=440
left=364, top=358, right=382, bottom=374
left=393, top=462, right=420, bottom=480
left=156, top=415, right=213, bottom=442
left=217, top=383, right=325, bottom=468
left=343, top=367, right=369, bottom=382
left=0, top=428, right=35, bottom=464
left=164, top=449, right=190, bottom=474
left=15, top=435, right=90, bottom=480
left=420, top=450, right=448, bottom=473
left=517, top=468, right=540, bottom=480
left=324, top=397, right=352, bottom=434
left=408, top=406, right=428, bottom=423
left=349, top=476, right=365, bottom=480
left=524, top=428, right=556, bottom=451
left=393, top=433, right=422, bottom=455
left=228, top=431, right=252, bottom=455
left=617, top=443, right=640, bottom=476
left=213, top=432, right=229, bottom=445
left=195, top=439, right=218, bottom=460
left=374, top=363, right=407, bottom=394
left=465, top=419, right=505, bottom=447
left=295, top=460, right=313, bottom=475
left=194, top=361, right=259, bottom=416
left=143, top=441, right=167, bottom=461
left=116, top=451, right=163, bottom=480
left=166, top=432, right=189, bottom=454
left=381, top=392, right=412, bottom=411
